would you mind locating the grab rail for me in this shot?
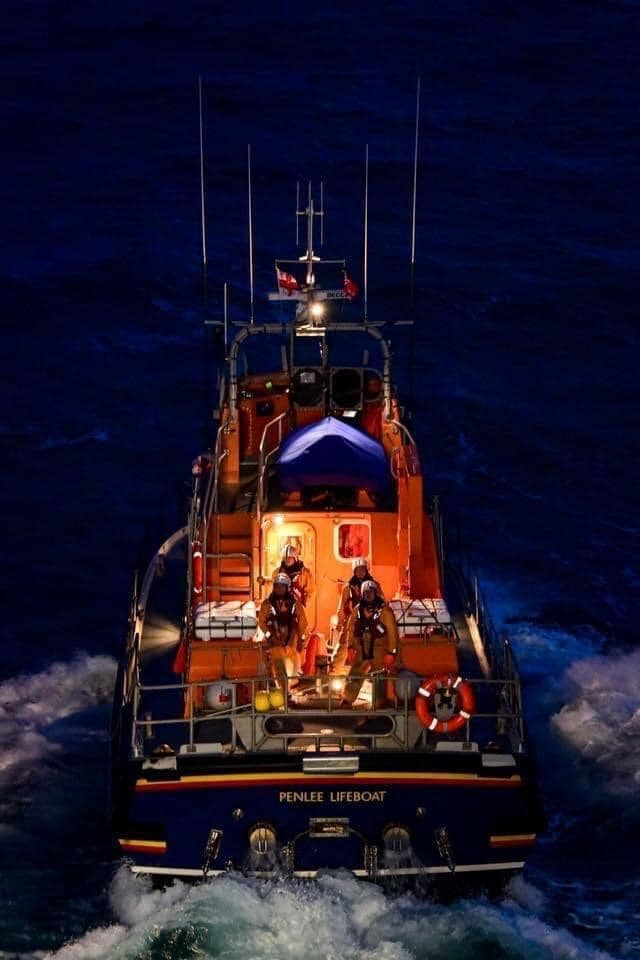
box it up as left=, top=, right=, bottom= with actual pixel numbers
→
left=129, top=670, right=526, bottom=759
left=257, top=410, right=291, bottom=514
left=386, top=418, right=417, bottom=448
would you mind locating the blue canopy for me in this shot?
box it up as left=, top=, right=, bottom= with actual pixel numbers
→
left=277, top=416, right=389, bottom=493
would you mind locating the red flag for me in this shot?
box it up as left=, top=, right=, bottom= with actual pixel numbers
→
left=277, top=268, right=300, bottom=296
left=343, top=273, right=359, bottom=301
left=172, top=638, right=188, bottom=674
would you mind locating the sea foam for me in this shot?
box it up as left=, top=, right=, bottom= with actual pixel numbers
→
left=39, top=867, right=619, bottom=960
left=552, top=648, right=640, bottom=794
left=0, top=654, right=116, bottom=795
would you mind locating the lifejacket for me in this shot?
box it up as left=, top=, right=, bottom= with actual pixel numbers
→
left=343, top=575, right=367, bottom=620
left=266, top=593, right=300, bottom=645
left=277, top=560, right=309, bottom=605
left=353, top=599, right=386, bottom=661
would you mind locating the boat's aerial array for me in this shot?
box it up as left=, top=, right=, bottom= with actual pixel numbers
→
left=111, top=172, right=541, bottom=885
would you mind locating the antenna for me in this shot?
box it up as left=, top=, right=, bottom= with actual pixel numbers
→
left=364, top=144, right=369, bottom=323
left=407, top=77, right=422, bottom=419
left=320, top=180, right=325, bottom=246
left=198, top=76, right=207, bottom=269
left=296, top=181, right=300, bottom=246
left=306, top=179, right=314, bottom=284
left=223, top=281, right=228, bottom=356
left=198, top=76, right=207, bottom=267
left=410, top=75, right=421, bottom=298
left=247, top=144, right=255, bottom=323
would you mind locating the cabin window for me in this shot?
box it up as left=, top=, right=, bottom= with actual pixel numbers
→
left=336, top=522, right=369, bottom=560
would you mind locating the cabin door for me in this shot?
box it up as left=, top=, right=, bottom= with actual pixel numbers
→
left=263, top=520, right=317, bottom=631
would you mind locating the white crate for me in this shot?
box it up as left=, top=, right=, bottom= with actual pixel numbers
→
left=194, top=601, right=257, bottom=640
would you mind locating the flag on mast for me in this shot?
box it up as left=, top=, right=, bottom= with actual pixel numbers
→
left=276, top=267, right=300, bottom=296
left=343, top=272, right=359, bottom=301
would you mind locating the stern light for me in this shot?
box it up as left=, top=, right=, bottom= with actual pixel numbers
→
left=382, top=824, right=411, bottom=855
left=249, top=823, right=277, bottom=857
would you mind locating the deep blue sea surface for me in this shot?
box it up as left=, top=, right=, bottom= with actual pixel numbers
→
left=1, top=2, right=639, bottom=957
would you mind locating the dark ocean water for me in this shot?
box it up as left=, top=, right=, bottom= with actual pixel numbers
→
left=1, top=2, right=639, bottom=957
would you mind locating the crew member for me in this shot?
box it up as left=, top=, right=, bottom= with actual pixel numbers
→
left=332, top=560, right=384, bottom=672
left=272, top=543, right=315, bottom=609
left=336, top=557, right=384, bottom=629
left=340, top=580, right=399, bottom=707
left=258, top=572, right=308, bottom=681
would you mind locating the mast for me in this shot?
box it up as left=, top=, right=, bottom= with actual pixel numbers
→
left=198, top=76, right=207, bottom=270
left=248, top=144, right=255, bottom=323
left=364, top=144, right=369, bottom=322
left=410, top=75, right=421, bottom=301
left=306, top=180, right=314, bottom=285
left=223, top=281, right=228, bottom=357
left=408, top=77, right=421, bottom=418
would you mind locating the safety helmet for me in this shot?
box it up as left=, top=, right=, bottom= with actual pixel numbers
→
left=274, top=572, right=292, bottom=589
left=352, top=557, right=369, bottom=573
left=360, top=579, right=378, bottom=596
left=282, top=544, right=299, bottom=559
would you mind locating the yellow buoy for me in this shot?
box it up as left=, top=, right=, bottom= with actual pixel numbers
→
left=269, top=689, right=285, bottom=709
left=254, top=690, right=271, bottom=712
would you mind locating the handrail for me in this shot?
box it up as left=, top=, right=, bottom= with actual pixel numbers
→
left=258, top=410, right=290, bottom=466
left=446, top=559, right=524, bottom=737
left=386, top=418, right=417, bottom=448
left=129, top=669, right=526, bottom=759
left=203, top=417, right=232, bottom=523
left=203, top=551, right=253, bottom=600
left=256, top=410, right=291, bottom=514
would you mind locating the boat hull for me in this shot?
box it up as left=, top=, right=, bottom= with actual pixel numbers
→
left=113, top=751, right=540, bottom=882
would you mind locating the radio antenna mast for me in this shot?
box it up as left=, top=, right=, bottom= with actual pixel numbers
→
left=364, top=144, right=369, bottom=323
left=198, top=76, right=207, bottom=271
left=410, top=75, right=421, bottom=301
left=247, top=144, right=255, bottom=323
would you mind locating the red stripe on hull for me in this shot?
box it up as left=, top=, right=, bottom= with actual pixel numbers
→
left=119, top=843, right=167, bottom=855
left=136, top=774, right=522, bottom=793
left=490, top=838, right=536, bottom=848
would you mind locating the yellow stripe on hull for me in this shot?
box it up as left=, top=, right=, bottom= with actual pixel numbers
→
left=118, top=838, right=167, bottom=854
left=136, top=770, right=523, bottom=792
left=489, top=833, right=536, bottom=847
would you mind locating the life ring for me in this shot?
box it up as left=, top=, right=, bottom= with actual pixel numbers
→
left=192, top=540, right=204, bottom=602
left=415, top=674, right=475, bottom=734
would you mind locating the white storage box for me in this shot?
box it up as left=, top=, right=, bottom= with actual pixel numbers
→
left=389, top=598, right=451, bottom=635
left=194, top=601, right=257, bottom=640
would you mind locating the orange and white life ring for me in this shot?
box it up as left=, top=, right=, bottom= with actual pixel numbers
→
left=192, top=540, right=204, bottom=603
left=415, top=674, right=475, bottom=734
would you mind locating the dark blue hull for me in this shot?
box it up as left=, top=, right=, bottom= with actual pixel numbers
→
left=112, top=750, right=540, bottom=881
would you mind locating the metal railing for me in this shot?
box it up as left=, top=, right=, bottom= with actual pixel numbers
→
left=128, top=669, right=525, bottom=759
left=256, top=410, right=291, bottom=514
left=446, top=560, right=524, bottom=745
left=202, top=417, right=233, bottom=525
left=202, top=551, right=253, bottom=600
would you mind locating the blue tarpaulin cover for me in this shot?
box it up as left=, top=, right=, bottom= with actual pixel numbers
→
left=277, top=416, right=389, bottom=492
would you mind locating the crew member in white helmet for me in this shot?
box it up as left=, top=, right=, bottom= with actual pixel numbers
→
left=339, top=579, right=398, bottom=707
left=272, top=543, right=315, bottom=608
left=258, top=571, right=308, bottom=680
